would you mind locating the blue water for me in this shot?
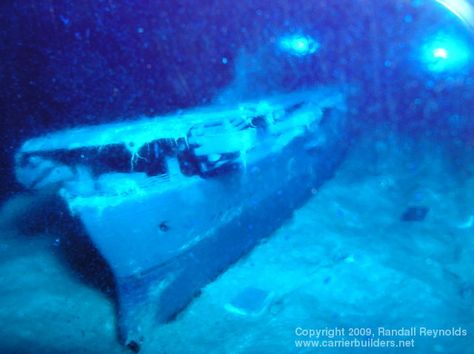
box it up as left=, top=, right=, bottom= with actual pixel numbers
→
left=1, top=0, right=474, bottom=353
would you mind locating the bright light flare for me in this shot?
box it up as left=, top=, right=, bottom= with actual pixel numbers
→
left=278, top=34, right=320, bottom=57
left=433, top=47, right=448, bottom=58
left=421, top=33, right=471, bottom=72
left=436, top=0, right=474, bottom=33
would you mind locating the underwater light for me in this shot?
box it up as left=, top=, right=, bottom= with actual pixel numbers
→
left=278, top=34, right=320, bottom=56
left=421, top=33, right=471, bottom=72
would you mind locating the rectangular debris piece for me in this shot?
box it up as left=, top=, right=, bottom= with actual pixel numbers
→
left=401, top=206, right=430, bottom=222
left=225, top=287, right=274, bottom=316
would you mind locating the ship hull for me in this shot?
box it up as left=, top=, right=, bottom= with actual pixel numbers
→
left=14, top=87, right=352, bottom=348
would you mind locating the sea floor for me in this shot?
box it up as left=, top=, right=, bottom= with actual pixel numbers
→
left=0, top=129, right=473, bottom=354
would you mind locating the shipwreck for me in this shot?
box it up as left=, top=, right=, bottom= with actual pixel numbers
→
left=15, top=86, right=351, bottom=348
